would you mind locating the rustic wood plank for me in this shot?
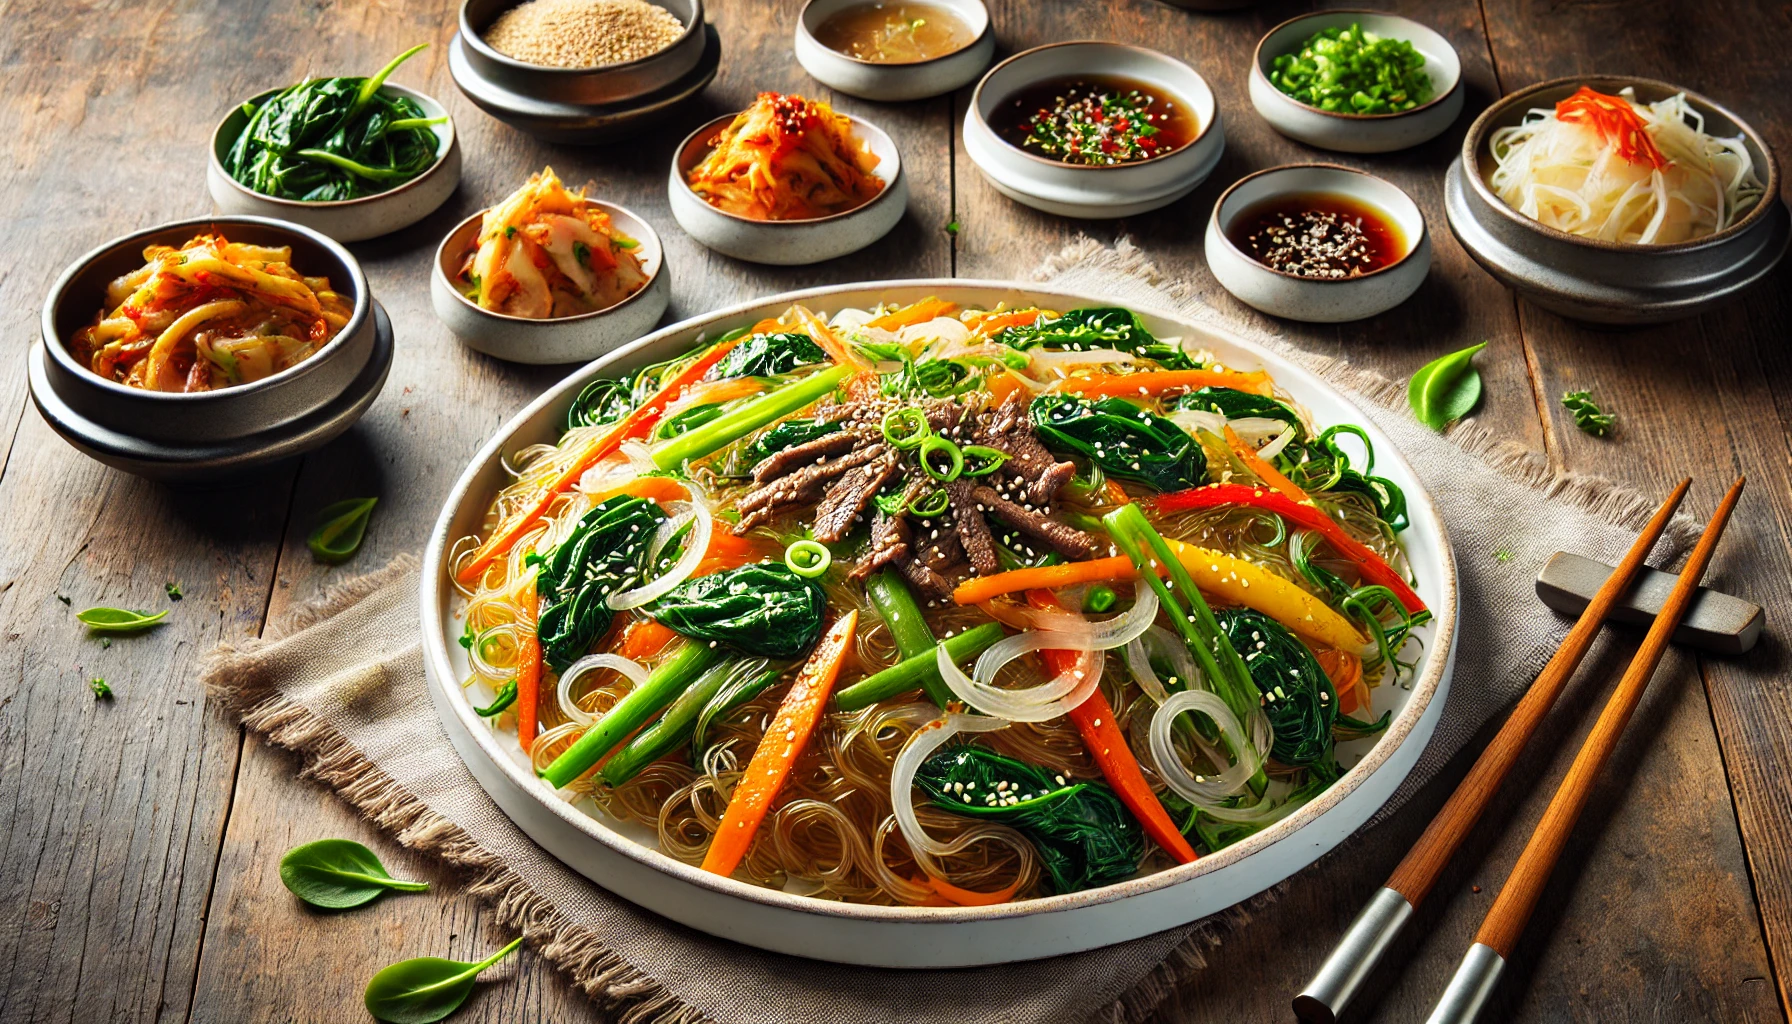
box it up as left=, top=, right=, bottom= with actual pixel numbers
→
left=188, top=0, right=954, bottom=1020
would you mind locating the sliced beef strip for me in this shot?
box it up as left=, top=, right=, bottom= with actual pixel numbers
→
left=813, top=450, right=899, bottom=542
left=749, top=427, right=865, bottom=483
left=977, top=390, right=1077, bottom=506
left=896, top=555, right=956, bottom=601
left=968, top=483, right=1098, bottom=561
left=738, top=444, right=883, bottom=515
left=946, top=479, right=1001, bottom=576
left=851, top=477, right=927, bottom=582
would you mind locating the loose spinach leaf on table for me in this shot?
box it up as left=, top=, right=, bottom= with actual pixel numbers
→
left=708, top=332, right=828, bottom=379
left=1031, top=394, right=1207, bottom=493
left=649, top=563, right=825, bottom=658
left=309, top=497, right=378, bottom=563
left=534, top=496, right=666, bottom=672
left=279, top=838, right=429, bottom=910
left=364, top=937, right=522, bottom=1024
left=994, top=307, right=1194, bottom=369
left=1407, top=342, right=1485, bottom=431
left=1177, top=387, right=1307, bottom=443
left=915, top=746, right=1145, bottom=894
left=76, top=607, right=169, bottom=634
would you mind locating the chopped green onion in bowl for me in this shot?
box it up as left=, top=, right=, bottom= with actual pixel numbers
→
left=1270, top=23, right=1433, bottom=115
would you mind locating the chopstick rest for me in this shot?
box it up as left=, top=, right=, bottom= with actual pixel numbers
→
left=1293, top=480, right=1691, bottom=1024
left=1423, top=477, right=1745, bottom=1024
left=1536, top=551, right=1763, bottom=655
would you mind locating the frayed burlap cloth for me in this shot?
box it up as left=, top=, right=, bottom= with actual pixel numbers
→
left=203, top=240, right=1696, bottom=1024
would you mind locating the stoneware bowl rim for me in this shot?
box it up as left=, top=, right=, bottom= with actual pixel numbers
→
left=458, top=0, right=705, bottom=77
left=42, top=215, right=370, bottom=405
left=795, top=0, right=992, bottom=68
left=970, top=40, right=1220, bottom=173
left=433, top=202, right=667, bottom=326
left=207, top=83, right=456, bottom=211
left=671, top=110, right=904, bottom=226
left=1250, top=8, right=1463, bottom=122
left=420, top=278, right=1458, bottom=929
left=1461, top=73, right=1782, bottom=255
left=1211, top=162, right=1429, bottom=284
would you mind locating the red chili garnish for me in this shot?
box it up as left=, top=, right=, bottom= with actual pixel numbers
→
left=309, top=318, right=328, bottom=341
left=1554, top=86, right=1667, bottom=170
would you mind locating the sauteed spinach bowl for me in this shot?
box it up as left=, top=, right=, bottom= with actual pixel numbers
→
left=425, top=282, right=1453, bottom=961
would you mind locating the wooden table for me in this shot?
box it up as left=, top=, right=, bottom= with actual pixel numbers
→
left=2, top=1, right=1787, bottom=1020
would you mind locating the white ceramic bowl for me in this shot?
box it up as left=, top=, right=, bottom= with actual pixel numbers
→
left=1205, top=164, right=1432, bottom=323
left=1249, top=10, right=1463, bottom=154
left=430, top=204, right=670, bottom=365
left=207, top=84, right=461, bottom=243
left=668, top=111, right=907, bottom=264
left=420, top=280, right=1458, bottom=967
left=794, top=0, right=994, bottom=101
left=964, top=42, right=1224, bottom=219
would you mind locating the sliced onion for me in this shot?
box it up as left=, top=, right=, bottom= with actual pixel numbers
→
left=1122, top=625, right=1204, bottom=705
left=1148, top=689, right=1262, bottom=804
left=607, top=496, right=712, bottom=610
left=620, top=439, right=657, bottom=475
left=890, top=712, right=1010, bottom=872
left=556, top=654, right=649, bottom=725
left=574, top=453, right=635, bottom=495
left=941, top=640, right=1101, bottom=723
left=1169, top=408, right=1228, bottom=437
left=896, top=316, right=970, bottom=348
left=1254, top=423, right=1298, bottom=462
left=828, top=307, right=874, bottom=330
left=975, top=582, right=1157, bottom=652
left=1024, top=347, right=1147, bottom=370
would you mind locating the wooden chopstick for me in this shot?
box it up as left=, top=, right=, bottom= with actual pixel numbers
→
left=1425, top=476, right=1745, bottom=1024
left=1294, top=478, right=1691, bottom=1024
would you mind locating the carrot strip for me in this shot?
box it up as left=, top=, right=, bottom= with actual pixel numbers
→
left=454, top=339, right=741, bottom=585
left=1057, top=368, right=1274, bottom=399
left=927, top=874, right=1026, bottom=906
left=582, top=476, right=691, bottom=506
left=748, top=317, right=785, bottom=336
left=791, top=305, right=872, bottom=369
left=1315, top=648, right=1369, bottom=717
left=1028, top=592, right=1198, bottom=864
left=516, top=627, right=543, bottom=752
left=951, top=556, right=1134, bottom=605
left=967, top=308, right=1045, bottom=336
left=867, top=297, right=959, bottom=331
left=613, top=619, right=678, bottom=662
left=702, top=612, right=859, bottom=877
left=1103, top=479, right=1133, bottom=506
left=1223, top=425, right=1308, bottom=502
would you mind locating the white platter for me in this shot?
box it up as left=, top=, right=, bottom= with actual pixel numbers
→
left=420, top=280, right=1458, bottom=967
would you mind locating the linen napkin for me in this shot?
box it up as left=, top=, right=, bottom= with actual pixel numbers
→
left=204, top=239, right=1695, bottom=1024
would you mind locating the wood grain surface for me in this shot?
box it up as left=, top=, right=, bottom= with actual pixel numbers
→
left=0, top=0, right=1786, bottom=1022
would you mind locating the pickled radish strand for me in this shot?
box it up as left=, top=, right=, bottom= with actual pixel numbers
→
left=515, top=629, right=542, bottom=751
left=1223, top=424, right=1308, bottom=502
left=455, top=338, right=741, bottom=584
left=867, top=297, right=959, bottom=331
left=702, top=612, right=857, bottom=877
left=1056, top=368, right=1274, bottom=398
left=1027, top=592, right=1198, bottom=865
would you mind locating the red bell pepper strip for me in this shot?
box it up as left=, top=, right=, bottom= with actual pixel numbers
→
left=454, top=338, right=742, bottom=586
left=1144, top=484, right=1426, bottom=615
left=1027, top=591, right=1198, bottom=865
left=515, top=625, right=543, bottom=752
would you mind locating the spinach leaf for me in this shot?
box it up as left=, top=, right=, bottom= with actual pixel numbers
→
left=279, top=838, right=428, bottom=909
left=535, top=497, right=666, bottom=672
left=1031, top=394, right=1207, bottom=493
left=708, top=332, right=828, bottom=379
left=364, top=937, right=522, bottom=1024
left=649, top=563, right=825, bottom=659
left=75, top=607, right=169, bottom=633
left=1407, top=342, right=1485, bottom=431
left=1216, top=608, right=1334, bottom=768
left=308, top=497, right=378, bottom=563
left=1178, top=387, right=1307, bottom=443
left=565, top=378, right=633, bottom=431
left=744, top=418, right=841, bottom=464
left=915, top=746, right=1145, bottom=894
left=995, top=307, right=1194, bottom=369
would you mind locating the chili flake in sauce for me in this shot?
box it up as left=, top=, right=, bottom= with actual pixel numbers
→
left=989, top=74, right=1197, bottom=167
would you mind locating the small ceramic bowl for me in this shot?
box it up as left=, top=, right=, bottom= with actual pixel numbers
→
left=964, top=42, right=1224, bottom=218
left=431, top=204, right=670, bottom=365
left=1204, top=164, right=1432, bottom=322
left=794, top=0, right=994, bottom=101
left=207, top=84, right=461, bottom=243
left=1446, top=75, right=1788, bottom=325
left=1249, top=10, right=1463, bottom=154
left=668, top=111, right=908, bottom=264
left=458, top=0, right=706, bottom=106
left=32, top=216, right=390, bottom=479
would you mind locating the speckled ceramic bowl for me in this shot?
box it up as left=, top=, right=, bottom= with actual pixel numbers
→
left=1249, top=10, right=1463, bottom=154
left=206, top=83, right=461, bottom=243
left=1446, top=75, right=1788, bottom=325
left=431, top=203, right=669, bottom=364
left=458, top=0, right=706, bottom=106
left=794, top=0, right=994, bottom=101
left=1205, top=164, right=1431, bottom=322
left=668, top=111, right=907, bottom=264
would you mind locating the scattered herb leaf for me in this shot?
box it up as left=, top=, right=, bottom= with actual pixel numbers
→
left=76, top=607, right=169, bottom=633
left=89, top=677, right=112, bottom=699
left=1495, top=549, right=1513, bottom=563
left=308, top=497, right=379, bottom=563
left=279, top=838, right=430, bottom=910
left=364, top=937, right=522, bottom=1024
left=56, top=594, right=71, bottom=606
left=945, top=219, right=961, bottom=235
left=1407, top=342, right=1486, bottom=431
left=101, top=637, right=111, bottom=649
left=1561, top=390, right=1616, bottom=437
left=165, top=582, right=184, bottom=601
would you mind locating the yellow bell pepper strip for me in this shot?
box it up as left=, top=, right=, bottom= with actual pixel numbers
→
left=866, top=297, right=959, bottom=331
left=454, top=337, right=742, bottom=585
left=702, top=611, right=858, bottom=877
left=1222, top=424, right=1308, bottom=502
left=1144, top=484, right=1426, bottom=615
left=1056, top=368, right=1274, bottom=398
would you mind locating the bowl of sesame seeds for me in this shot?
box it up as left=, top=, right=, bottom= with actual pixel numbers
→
left=1204, top=163, right=1432, bottom=322
left=458, top=0, right=707, bottom=106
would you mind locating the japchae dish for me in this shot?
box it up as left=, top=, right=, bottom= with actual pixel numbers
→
left=71, top=234, right=353, bottom=392
left=1488, top=85, right=1765, bottom=244
left=686, top=92, right=885, bottom=220
left=456, top=167, right=651, bottom=319
left=449, top=297, right=1430, bottom=904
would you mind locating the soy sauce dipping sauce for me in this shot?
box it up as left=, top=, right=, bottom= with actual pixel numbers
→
left=812, top=2, right=973, bottom=64
left=989, top=74, right=1197, bottom=166
left=1227, top=192, right=1407, bottom=278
